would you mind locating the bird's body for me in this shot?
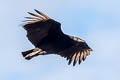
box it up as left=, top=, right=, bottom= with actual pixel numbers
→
left=22, top=9, right=92, bottom=66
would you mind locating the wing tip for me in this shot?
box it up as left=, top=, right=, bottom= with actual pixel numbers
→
left=23, top=9, right=51, bottom=26
left=67, top=48, right=93, bottom=66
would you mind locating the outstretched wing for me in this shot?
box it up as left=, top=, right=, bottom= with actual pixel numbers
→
left=23, top=9, right=62, bottom=47
left=58, top=36, right=93, bottom=66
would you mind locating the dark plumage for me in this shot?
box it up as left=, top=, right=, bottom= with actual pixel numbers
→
left=22, top=9, right=92, bottom=66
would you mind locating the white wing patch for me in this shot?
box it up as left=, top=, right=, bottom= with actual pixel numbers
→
left=24, top=48, right=47, bottom=59
left=68, top=49, right=92, bottom=66
left=67, top=36, right=93, bottom=66
left=23, top=9, right=51, bottom=24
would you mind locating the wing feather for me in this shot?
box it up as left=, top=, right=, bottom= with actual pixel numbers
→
left=68, top=53, right=76, bottom=65
left=34, top=9, right=50, bottom=19
left=79, top=51, right=82, bottom=64
left=73, top=51, right=79, bottom=66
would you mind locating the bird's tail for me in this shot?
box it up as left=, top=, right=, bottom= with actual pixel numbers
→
left=22, top=48, right=42, bottom=60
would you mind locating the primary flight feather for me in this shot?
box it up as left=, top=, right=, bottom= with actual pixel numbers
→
left=22, top=9, right=92, bottom=66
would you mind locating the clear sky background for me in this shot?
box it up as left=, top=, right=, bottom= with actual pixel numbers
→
left=0, top=0, right=120, bottom=80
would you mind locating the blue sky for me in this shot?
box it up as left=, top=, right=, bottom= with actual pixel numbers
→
left=0, top=0, right=120, bottom=80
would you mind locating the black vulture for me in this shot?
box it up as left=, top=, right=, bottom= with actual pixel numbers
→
left=22, top=9, right=92, bottom=66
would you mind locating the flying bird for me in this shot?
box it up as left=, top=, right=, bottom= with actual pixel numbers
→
left=22, top=9, right=92, bottom=66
